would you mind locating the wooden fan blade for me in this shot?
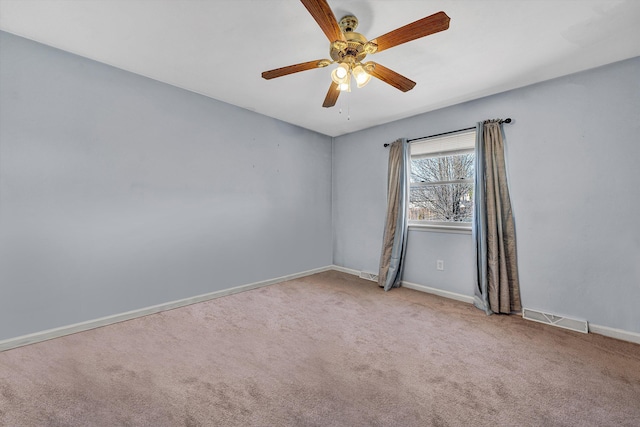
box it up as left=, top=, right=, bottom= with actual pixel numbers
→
left=366, top=62, right=416, bottom=92
left=322, top=81, right=340, bottom=108
left=262, top=60, right=328, bottom=80
left=300, top=0, right=346, bottom=43
left=370, top=11, right=450, bottom=53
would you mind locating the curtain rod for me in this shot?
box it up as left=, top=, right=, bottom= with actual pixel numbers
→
left=383, top=118, right=512, bottom=147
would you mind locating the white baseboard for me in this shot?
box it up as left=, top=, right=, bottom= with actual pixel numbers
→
left=400, top=280, right=475, bottom=304
left=330, top=265, right=361, bottom=276
left=0, top=265, right=334, bottom=352
left=589, top=323, right=640, bottom=345
left=330, top=265, right=475, bottom=303
left=3, top=265, right=638, bottom=351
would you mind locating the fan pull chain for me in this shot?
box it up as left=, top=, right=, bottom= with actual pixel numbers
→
left=338, top=92, right=350, bottom=120
left=337, top=92, right=350, bottom=120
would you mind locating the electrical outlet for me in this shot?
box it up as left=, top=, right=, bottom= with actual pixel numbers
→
left=436, top=260, right=444, bottom=271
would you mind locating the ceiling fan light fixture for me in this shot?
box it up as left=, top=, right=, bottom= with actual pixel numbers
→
left=330, top=68, right=339, bottom=84
left=331, top=63, right=352, bottom=90
left=338, top=71, right=351, bottom=92
left=330, top=68, right=344, bottom=84
left=353, top=64, right=371, bottom=88
left=334, top=63, right=349, bottom=79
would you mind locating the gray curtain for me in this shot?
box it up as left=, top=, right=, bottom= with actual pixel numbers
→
left=473, top=121, right=521, bottom=314
left=378, top=139, right=409, bottom=291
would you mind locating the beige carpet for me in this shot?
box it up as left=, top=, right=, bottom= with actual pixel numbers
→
left=1, top=270, right=639, bottom=426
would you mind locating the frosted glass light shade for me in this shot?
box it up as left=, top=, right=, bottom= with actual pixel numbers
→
left=331, top=64, right=350, bottom=84
left=353, top=65, right=371, bottom=88
left=338, top=77, right=351, bottom=92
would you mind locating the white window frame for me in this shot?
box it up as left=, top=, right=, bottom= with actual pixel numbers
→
left=408, top=129, right=476, bottom=232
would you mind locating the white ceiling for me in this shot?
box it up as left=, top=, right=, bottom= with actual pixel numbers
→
left=1, top=0, right=639, bottom=137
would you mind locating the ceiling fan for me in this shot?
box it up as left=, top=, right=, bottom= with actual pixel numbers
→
left=261, top=0, right=450, bottom=108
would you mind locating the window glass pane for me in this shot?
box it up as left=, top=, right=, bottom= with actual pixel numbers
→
left=409, top=183, right=474, bottom=222
left=410, top=153, right=474, bottom=184
left=408, top=132, right=475, bottom=225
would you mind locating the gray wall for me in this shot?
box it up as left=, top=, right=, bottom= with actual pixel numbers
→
left=2, top=29, right=638, bottom=341
left=333, top=56, right=640, bottom=334
left=0, top=32, right=333, bottom=341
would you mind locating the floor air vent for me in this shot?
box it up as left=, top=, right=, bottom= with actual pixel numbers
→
left=359, top=271, right=379, bottom=282
left=523, top=308, right=588, bottom=334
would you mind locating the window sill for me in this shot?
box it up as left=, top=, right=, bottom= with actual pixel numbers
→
left=408, top=223, right=472, bottom=235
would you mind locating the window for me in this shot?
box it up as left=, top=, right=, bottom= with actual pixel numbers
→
left=409, top=129, right=476, bottom=228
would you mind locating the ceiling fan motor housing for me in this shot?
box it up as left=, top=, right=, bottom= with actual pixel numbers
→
left=331, top=15, right=378, bottom=65
left=330, top=31, right=368, bottom=63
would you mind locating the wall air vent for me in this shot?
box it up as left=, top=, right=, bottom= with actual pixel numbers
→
left=359, top=271, right=379, bottom=282
left=522, top=308, right=588, bottom=334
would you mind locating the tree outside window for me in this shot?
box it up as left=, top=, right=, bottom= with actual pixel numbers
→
left=409, top=130, right=475, bottom=226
